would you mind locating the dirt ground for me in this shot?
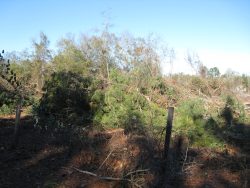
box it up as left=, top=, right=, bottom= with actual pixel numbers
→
left=0, top=116, right=249, bottom=188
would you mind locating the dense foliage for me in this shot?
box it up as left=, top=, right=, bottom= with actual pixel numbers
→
left=1, top=31, right=249, bottom=148
left=35, top=72, right=92, bottom=129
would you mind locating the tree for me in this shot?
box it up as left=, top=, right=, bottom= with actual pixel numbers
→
left=185, top=51, right=203, bottom=76
left=0, top=50, right=21, bottom=93
left=53, top=35, right=91, bottom=75
left=116, top=34, right=162, bottom=89
left=32, top=32, right=52, bottom=92
left=208, top=67, right=220, bottom=78
left=199, top=65, right=208, bottom=78
left=80, top=31, right=118, bottom=80
left=0, top=50, right=23, bottom=148
left=167, top=48, right=176, bottom=76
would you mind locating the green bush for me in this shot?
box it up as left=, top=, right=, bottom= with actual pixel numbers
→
left=36, top=71, right=92, bottom=130
left=0, top=90, right=34, bottom=115
left=0, top=91, right=16, bottom=115
left=91, top=70, right=166, bottom=134
left=221, top=95, right=246, bottom=124
left=173, top=99, right=223, bottom=147
left=174, top=100, right=204, bottom=139
left=0, top=104, right=13, bottom=115
left=95, top=85, right=146, bottom=128
left=152, top=77, right=176, bottom=99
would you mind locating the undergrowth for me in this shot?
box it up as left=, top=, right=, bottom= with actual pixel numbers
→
left=173, top=99, right=224, bottom=148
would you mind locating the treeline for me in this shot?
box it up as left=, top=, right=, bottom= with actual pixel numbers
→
left=1, top=31, right=250, bottom=146
left=1, top=31, right=170, bottom=130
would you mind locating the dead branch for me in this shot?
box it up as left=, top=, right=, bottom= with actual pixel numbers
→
left=124, top=169, right=150, bottom=177
left=98, top=149, right=114, bottom=170
left=67, top=166, right=149, bottom=187
left=69, top=166, right=130, bottom=181
left=71, top=167, right=98, bottom=177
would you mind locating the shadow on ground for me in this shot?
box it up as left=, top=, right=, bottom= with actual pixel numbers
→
left=161, top=105, right=250, bottom=188
left=0, top=116, right=162, bottom=188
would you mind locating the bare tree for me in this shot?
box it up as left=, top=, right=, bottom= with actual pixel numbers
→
left=185, top=51, right=205, bottom=77
left=168, top=48, right=176, bottom=76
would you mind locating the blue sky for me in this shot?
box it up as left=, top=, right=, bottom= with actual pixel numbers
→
left=1, top=0, right=250, bottom=74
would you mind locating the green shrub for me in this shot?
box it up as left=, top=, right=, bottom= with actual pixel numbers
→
left=152, top=77, right=176, bottom=99
left=221, top=95, right=246, bottom=124
left=91, top=72, right=166, bottom=134
left=174, top=100, right=204, bottom=139
left=0, top=104, right=13, bottom=115
left=95, top=85, right=146, bottom=128
left=173, top=99, right=223, bottom=147
left=35, top=71, right=92, bottom=130
left=0, top=90, right=34, bottom=115
left=0, top=91, right=16, bottom=114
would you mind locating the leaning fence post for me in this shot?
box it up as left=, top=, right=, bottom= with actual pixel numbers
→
left=164, top=107, right=174, bottom=160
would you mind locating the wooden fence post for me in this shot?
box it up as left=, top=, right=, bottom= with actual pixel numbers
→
left=12, top=97, right=23, bottom=149
left=164, top=107, right=174, bottom=160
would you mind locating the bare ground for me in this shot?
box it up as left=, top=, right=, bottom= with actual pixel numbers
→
left=0, top=116, right=249, bottom=188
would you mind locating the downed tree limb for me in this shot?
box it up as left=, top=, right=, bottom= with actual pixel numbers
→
left=71, top=167, right=98, bottom=177
left=64, top=166, right=150, bottom=184
left=67, top=166, right=130, bottom=182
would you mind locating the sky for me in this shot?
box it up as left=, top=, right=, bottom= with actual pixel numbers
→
left=1, top=0, right=250, bottom=74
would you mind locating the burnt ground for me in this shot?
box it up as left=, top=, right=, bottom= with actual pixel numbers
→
left=0, top=116, right=249, bottom=188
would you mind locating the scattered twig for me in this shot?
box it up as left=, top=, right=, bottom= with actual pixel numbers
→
left=182, top=163, right=203, bottom=173
left=124, top=169, right=150, bottom=177
left=184, top=161, right=203, bottom=166
left=98, top=149, right=114, bottom=170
